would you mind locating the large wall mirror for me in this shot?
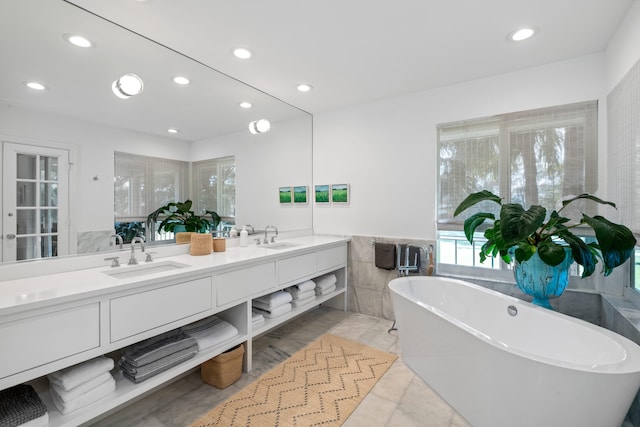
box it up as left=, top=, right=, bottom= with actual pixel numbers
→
left=0, top=0, right=312, bottom=263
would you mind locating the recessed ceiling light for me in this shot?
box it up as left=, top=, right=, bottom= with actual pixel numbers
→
left=64, top=33, right=92, bottom=48
left=249, top=119, right=271, bottom=134
left=296, top=83, right=313, bottom=93
left=25, top=81, right=46, bottom=91
left=173, top=76, right=190, bottom=85
left=507, top=28, right=536, bottom=42
left=233, top=48, right=253, bottom=59
left=112, top=73, right=144, bottom=99
left=239, top=101, right=252, bottom=109
left=168, top=128, right=180, bottom=134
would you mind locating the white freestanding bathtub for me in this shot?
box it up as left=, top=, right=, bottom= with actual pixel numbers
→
left=389, top=276, right=640, bottom=427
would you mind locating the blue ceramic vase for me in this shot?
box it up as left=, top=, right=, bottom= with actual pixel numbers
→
left=511, top=248, right=572, bottom=309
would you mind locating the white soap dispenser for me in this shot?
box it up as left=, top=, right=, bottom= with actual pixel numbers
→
left=240, top=226, right=248, bottom=247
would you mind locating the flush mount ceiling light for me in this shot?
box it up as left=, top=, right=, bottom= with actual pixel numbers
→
left=296, top=83, right=313, bottom=93
left=507, top=27, right=536, bottom=42
left=249, top=119, right=271, bottom=134
left=172, top=76, right=190, bottom=85
left=24, top=81, right=46, bottom=91
left=239, top=101, right=252, bottom=109
left=233, top=47, right=253, bottom=59
left=168, top=128, right=180, bottom=134
left=63, top=33, right=92, bottom=48
left=112, top=73, right=144, bottom=99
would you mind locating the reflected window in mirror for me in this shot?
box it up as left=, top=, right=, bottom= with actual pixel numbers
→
left=114, top=152, right=189, bottom=242
left=192, top=156, right=236, bottom=233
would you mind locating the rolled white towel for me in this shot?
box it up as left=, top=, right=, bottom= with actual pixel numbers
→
left=313, top=274, right=337, bottom=292
left=50, top=376, right=116, bottom=414
left=47, top=356, right=114, bottom=391
left=50, top=371, right=113, bottom=403
left=253, top=290, right=293, bottom=310
left=315, top=284, right=336, bottom=296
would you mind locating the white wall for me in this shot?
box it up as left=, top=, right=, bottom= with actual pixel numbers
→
left=313, top=54, right=607, bottom=239
left=0, top=103, right=190, bottom=233
left=190, top=116, right=313, bottom=232
left=606, top=0, right=640, bottom=92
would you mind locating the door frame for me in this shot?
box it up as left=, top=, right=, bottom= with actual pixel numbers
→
left=1, top=134, right=77, bottom=261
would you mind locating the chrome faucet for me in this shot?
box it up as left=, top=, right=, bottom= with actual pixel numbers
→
left=109, top=234, right=123, bottom=250
left=129, top=237, right=145, bottom=265
left=264, top=225, right=278, bottom=244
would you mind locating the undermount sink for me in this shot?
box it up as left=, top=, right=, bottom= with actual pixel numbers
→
left=262, top=242, right=302, bottom=250
left=103, top=261, right=189, bottom=279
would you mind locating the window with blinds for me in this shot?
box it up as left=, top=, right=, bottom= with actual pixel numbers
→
left=191, top=156, right=236, bottom=219
left=114, top=152, right=189, bottom=222
left=436, top=101, right=598, bottom=277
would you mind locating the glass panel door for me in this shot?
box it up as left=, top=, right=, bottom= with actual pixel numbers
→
left=2, top=142, right=69, bottom=262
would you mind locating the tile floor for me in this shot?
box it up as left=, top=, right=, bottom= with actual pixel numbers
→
left=92, top=307, right=470, bottom=427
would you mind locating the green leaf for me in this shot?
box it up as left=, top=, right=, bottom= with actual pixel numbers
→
left=454, top=190, right=502, bottom=217
left=562, top=193, right=617, bottom=210
left=513, top=243, right=537, bottom=263
left=581, top=214, right=636, bottom=275
left=555, top=230, right=596, bottom=277
left=463, top=212, right=495, bottom=243
left=537, top=241, right=568, bottom=266
left=499, top=204, right=546, bottom=246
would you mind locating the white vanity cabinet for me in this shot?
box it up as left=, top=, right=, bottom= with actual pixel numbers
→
left=0, top=237, right=348, bottom=427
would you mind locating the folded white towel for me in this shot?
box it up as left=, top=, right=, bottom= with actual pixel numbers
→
left=290, top=289, right=315, bottom=302
left=313, top=274, right=337, bottom=292
left=186, top=321, right=238, bottom=351
left=254, top=303, right=292, bottom=319
left=288, top=280, right=316, bottom=296
left=18, top=412, right=49, bottom=427
left=47, top=356, right=114, bottom=391
left=50, top=376, right=116, bottom=415
left=50, top=371, right=113, bottom=403
left=252, top=310, right=265, bottom=324
left=253, top=291, right=293, bottom=310
left=315, top=284, right=336, bottom=296
left=292, top=294, right=316, bottom=308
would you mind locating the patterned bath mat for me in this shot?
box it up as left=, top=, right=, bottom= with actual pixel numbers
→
left=189, top=333, right=397, bottom=426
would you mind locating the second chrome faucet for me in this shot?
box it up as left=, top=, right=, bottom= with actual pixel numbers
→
left=129, top=237, right=145, bottom=265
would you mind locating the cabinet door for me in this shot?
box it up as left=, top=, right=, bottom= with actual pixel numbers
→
left=0, top=303, right=100, bottom=378
left=216, top=262, right=276, bottom=306
left=317, top=245, right=347, bottom=272
left=110, top=276, right=212, bottom=342
left=278, top=252, right=317, bottom=285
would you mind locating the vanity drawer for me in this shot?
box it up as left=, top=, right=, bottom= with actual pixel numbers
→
left=0, top=303, right=100, bottom=379
left=216, top=262, right=276, bottom=306
left=317, top=245, right=347, bottom=272
left=278, top=252, right=317, bottom=285
left=110, top=276, right=212, bottom=342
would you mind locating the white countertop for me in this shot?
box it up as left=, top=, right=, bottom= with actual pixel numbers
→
left=0, top=234, right=349, bottom=315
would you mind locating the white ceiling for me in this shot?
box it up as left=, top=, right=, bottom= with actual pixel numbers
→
left=69, top=0, right=633, bottom=115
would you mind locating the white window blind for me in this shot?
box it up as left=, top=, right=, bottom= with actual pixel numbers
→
left=437, top=101, right=598, bottom=229
left=114, top=152, right=189, bottom=221
left=608, top=57, right=640, bottom=239
left=191, top=156, right=236, bottom=219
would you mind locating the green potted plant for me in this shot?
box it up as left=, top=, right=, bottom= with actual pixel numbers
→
left=454, top=190, right=636, bottom=308
left=146, top=200, right=220, bottom=234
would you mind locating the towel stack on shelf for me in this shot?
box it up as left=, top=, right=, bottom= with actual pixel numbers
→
left=252, top=290, right=293, bottom=318
left=285, top=279, right=317, bottom=308
left=48, top=356, right=116, bottom=415
left=251, top=309, right=265, bottom=326
left=0, top=384, right=48, bottom=427
left=119, top=329, right=197, bottom=384
left=314, top=274, right=337, bottom=296
left=182, top=315, right=239, bottom=352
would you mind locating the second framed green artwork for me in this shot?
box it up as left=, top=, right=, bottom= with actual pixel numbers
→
left=279, top=187, right=292, bottom=203
left=293, top=186, right=308, bottom=204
